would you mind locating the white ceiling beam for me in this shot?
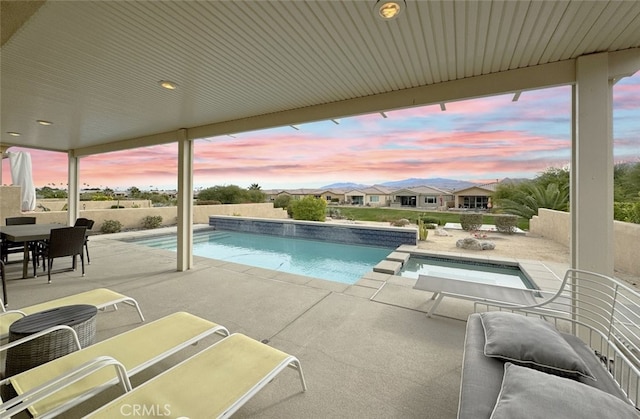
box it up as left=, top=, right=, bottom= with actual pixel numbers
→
left=187, top=59, right=575, bottom=141
left=72, top=58, right=576, bottom=156
left=608, top=47, right=640, bottom=80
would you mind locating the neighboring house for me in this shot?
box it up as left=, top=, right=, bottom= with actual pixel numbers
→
left=452, top=182, right=499, bottom=210
left=275, top=188, right=346, bottom=203
left=262, top=189, right=283, bottom=202
left=391, top=186, right=453, bottom=210
left=314, top=189, right=347, bottom=203
left=344, top=186, right=392, bottom=207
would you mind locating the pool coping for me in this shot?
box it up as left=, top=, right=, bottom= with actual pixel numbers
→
left=105, top=225, right=565, bottom=295
left=351, top=246, right=569, bottom=320
left=359, top=245, right=565, bottom=292
left=95, top=225, right=569, bottom=320
left=111, top=225, right=397, bottom=286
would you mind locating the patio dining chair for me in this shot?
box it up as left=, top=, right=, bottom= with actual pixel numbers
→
left=74, top=218, right=95, bottom=264
left=0, top=260, right=6, bottom=307
left=34, top=226, right=87, bottom=283
left=1, top=216, right=37, bottom=264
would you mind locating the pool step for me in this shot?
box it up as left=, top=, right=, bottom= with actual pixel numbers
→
left=128, top=231, right=231, bottom=249
left=386, top=251, right=410, bottom=265
left=373, top=260, right=402, bottom=275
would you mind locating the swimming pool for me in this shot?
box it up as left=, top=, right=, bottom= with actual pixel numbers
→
left=399, top=255, right=535, bottom=289
left=122, top=230, right=394, bottom=285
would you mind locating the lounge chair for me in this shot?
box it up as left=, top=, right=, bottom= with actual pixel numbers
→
left=413, top=274, right=552, bottom=317
left=0, top=312, right=230, bottom=418
left=85, top=333, right=306, bottom=419
left=1, top=288, right=145, bottom=341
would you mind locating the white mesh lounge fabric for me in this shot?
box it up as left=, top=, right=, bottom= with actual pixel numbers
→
left=414, top=275, right=540, bottom=317
left=84, top=333, right=307, bottom=419
left=7, top=151, right=36, bottom=212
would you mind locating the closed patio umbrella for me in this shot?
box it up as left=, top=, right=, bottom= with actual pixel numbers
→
left=8, top=151, right=36, bottom=211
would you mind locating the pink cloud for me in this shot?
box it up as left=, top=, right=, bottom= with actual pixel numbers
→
left=2, top=73, right=636, bottom=190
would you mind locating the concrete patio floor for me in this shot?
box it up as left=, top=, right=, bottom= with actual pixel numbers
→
left=1, top=227, right=570, bottom=418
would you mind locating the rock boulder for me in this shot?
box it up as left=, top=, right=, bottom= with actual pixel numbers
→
left=456, top=237, right=495, bottom=250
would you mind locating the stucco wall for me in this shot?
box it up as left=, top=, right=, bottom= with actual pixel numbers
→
left=0, top=186, right=23, bottom=221
left=530, top=208, right=640, bottom=276
left=37, top=199, right=153, bottom=211
left=2, top=201, right=287, bottom=230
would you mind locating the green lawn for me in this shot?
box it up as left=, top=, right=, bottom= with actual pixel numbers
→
left=329, top=206, right=530, bottom=230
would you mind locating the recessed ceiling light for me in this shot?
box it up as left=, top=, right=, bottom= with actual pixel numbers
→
left=374, top=0, right=405, bottom=20
left=159, top=80, right=178, bottom=90
left=37, top=120, right=53, bottom=126
left=7, top=132, right=21, bottom=136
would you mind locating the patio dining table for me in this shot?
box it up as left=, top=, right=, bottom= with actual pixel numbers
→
left=0, top=223, right=66, bottom=279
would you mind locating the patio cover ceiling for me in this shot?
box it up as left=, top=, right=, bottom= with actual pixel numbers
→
left=2, top=1, right=639, bottom=156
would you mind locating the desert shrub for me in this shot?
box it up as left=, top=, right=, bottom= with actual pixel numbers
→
left=327, top=208, right=344, bottom=219
left=273, top=195, right=291, bottom=209
left=290, top=195, right=327, bottom=221
left=417, top=220, right=428, bottom=240
left=459, top=213, right=483, bottom=231
left=390, top=218, right=410, bottom=227
left=425, top=223, right=437, bottom=229
left=494, top=214, right=518, bottom=234
left=273, top=195, right=293, bottom=217
left=419, top=215, right=441, bottom=225
left=101, top=219, right=122, bottom=234
left=614, top=202, right=640, bottom=224
left=141, top=215, right=162, bottom=229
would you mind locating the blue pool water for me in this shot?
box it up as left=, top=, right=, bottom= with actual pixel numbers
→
left=123, top=230, right=394, bottom=284
left=400, top=255, right=535, bottom=289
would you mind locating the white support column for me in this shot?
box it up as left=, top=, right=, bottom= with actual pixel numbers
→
left=572, top=53, right=614, bottom=276
left=67, top=152, right=80, bottom=226
left=176, top=129, right=193, bottom=272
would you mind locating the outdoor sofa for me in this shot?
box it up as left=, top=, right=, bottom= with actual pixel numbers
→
left=458, top=269, right=640, bottom=418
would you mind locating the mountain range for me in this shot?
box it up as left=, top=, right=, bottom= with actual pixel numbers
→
left=321, top=177, right=478, bottom=191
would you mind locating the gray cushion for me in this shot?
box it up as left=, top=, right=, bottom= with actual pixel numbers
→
left=491, top=363, right=639, bottom=419
left=480, top=311, right=595, bottom=379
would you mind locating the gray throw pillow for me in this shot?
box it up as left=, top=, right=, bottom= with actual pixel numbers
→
left=480, top=311, right=595, bottom=379
left=491, top=363, right=639, bottom=419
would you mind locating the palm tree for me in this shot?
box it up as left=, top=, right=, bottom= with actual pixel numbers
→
left=249, top=183, right=261, bottom=190
left=497, top=183, right=569, bottom=219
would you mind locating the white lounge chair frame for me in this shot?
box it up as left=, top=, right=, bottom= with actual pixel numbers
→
left=1, top=288, right=145, bottom=341
left=0, top=324, right=83, bottom=379
left=414, top=274, right=553, bottom=317
left=84, top=333, right=306, bottom=419
left=0, top=312, right=229, bottom=418
left=0, top=356, right=132, bottom=418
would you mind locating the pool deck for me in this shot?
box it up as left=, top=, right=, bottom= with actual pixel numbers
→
left=1, top=225, right=570, bottom=418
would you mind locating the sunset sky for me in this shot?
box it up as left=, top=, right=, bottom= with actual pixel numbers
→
left=2, top=72, right=639, bottom=191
